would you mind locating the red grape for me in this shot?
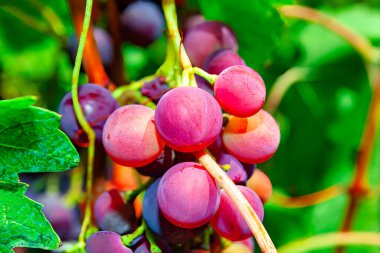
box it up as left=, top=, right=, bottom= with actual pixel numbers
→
left=59, top=83, right=118, bottom=147
left=223, top=110, right=280, bottom=164
left=157, top=162, right=220, bottom=228
left=102, top=105, right=165, bottom=167
left=184, top=21, right=238, bottom=67
left=143, top=178, right=205, bottom=243
left=155, top=87, right=222, bottom=152
left=86, top=231, right=133, bottom=253
left=210, top=186, right=264, bottom=241
left=214, top=65, right=266, bottom=117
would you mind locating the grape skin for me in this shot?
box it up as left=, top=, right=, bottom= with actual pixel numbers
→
left=86, top=231, right=133, bottom=253
left=157, top=162, right=221, bottom=228
left=143, top=178, right=205, bottom=243
left=155, top=87, right=223, bottom=152
left=203, top=49, right=245, bottom=75
left=210, top=186, right=264, bottom=241
left=136, top=147, right=173, bottom=177
left=214, top=65, right=266, bottom=117
left=223, top=110, right=280, bottom=164
left=184, top=21, right=238, bottom=67
left=102, top=104, right=165, bottom=167
left=217, top=152, right=248, bottom=185
left=121, top=1, right=164, bottom=47
left=246, top=169, right=273, bottom=203
left=58, top=83, right=118, bottom=147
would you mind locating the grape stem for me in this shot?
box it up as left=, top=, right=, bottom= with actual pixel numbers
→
left=161, top=0, right=196, bottom=87
left=277, top=232, right=380, bottom=253
left=121, top=224, right=145, bottom=246
left=143, top=220, right=162, bottom=253
left=191, top=67, right=218, bottom=85
left=69, top=0, right=96, bottom=244
left=194, top=150, right=277, bottom=253
left=124, top=178, right=155, bottom=202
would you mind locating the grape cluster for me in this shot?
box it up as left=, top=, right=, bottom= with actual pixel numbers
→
left=59, top=13, right=278, bottom=253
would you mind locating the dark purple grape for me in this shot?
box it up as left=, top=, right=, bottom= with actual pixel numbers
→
left=184, top=21, right=238, bottom=67
left=210, top=186, right=264, bottom=241
left=136, top=147, right=173, bottom=177
left=58, top=83, right=118, bottom=147
left=173, top=151, right=196, bottom=163
left=208, top=134, right=223, bottom=158
left=94, top=189, right=136, bottom=234
left=203, top=49, right=245, bottom=75
left=140, top=76, right=170, bottom=103
left=86, top=231, right=133, bottom=253
left=67, top=27, right=114, bottom=66
left=242, top=163, right=256, bottom=178
left=157, top=162, right=220, bottom=228
left=217, top=152, right=247, bottom=185
left=143, top=178, right=206, bottom=243
left=121, top=1, right=164, bottom=47
left=195, top=75, right=213, bottom=94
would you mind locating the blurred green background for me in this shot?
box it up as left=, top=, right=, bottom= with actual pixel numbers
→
left=0, top=0, right=379, bottom=252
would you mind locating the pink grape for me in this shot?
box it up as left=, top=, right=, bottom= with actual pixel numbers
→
left=210, top=186, right=264, bottom=241
left=157, top=162, right=220, bottom=228
left=102, top=105, right=165, bottom=167
left=86, top=231, right=133, bottom=253
left=203, top=49, right=245, bottom=75
left=184, top=21, right=238, bottom=67
left=154, top=87, right=222, bottom=152
left=214, top=65, right=266, bottom=117
left=223, top=110, right=280, bottom=164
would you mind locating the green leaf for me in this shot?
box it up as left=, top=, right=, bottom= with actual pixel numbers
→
left=197, top=0, right=283, bottom=68
left=0, top=96, right=80, bottom=180
left=0, top=181, right=60, bottom=251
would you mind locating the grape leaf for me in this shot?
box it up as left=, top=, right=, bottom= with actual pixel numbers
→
left=0, top=96, right=80, bottom=180
left=0, top=181, right=60, bottom=251
left=197, top=0, right=283, bottom=68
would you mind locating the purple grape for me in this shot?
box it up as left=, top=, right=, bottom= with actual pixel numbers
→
left=121, top=1, right=164, bottom=47
left=136, top=147, right=173, bottom=177
left=94, top=189, right=136, bottom=234
left=217, top=152, right=247, bottom=185
left=210, top=186, right=264, bottom=241
left=157, top=162, right=220, bottom=228
left=154, top=87, right=223, bottom=152
left=195, top=75, right=213, bottom=94
left=68, top=27, right=114, bottom=66
left=143, top=178, right=206, bottom=243
left=184, top=15, right=205, bottom=32
left=37, top=194, right=73, bottom=241
left=86, top=231, right=133, bottom=253
left=58, top=83, right=118, bottom=147
left=184, top=21, right=238, bottom=67
left=140, top=76, right=170, bottom=103
left=203, top=49, right=245, bottom=74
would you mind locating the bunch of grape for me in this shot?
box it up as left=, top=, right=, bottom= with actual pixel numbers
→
left=58, top=9, right=279, bottom=253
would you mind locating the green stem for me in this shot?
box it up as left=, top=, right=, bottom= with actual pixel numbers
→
left=70, top=0, right=96, bottom=244
left=278, top=232, right=380, bottom=253
left=161, top=0, right=196, bottom=87
left=192, top=67, right=218, bottom=85
left=124, top=178, right=155, bottom=202
left=143, top=220, right=162, bottom=253
left=121, top=224, right=145, bottom=246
